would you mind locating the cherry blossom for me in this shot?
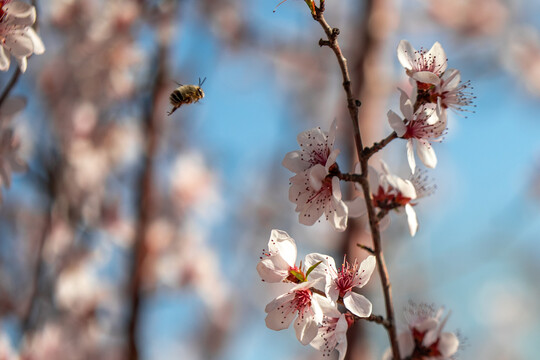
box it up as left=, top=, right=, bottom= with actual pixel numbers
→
left=310, top=296, right=349, bottom=360
left=348, top=161, right=419, bottom=236
left=0, top=0, right=45, bottom=72
left=264, top=280, right=325, bottom=345
left=257, top=229, right=301, bottom=283
left=284, top=121, right=348, bottom=231
left=304, top=253, right=375, bottom=318
left=388, top=89, right=447, bottom=173
left=432, top=69, right=475, bottom=113
left=397, top=40, right=447, bottom=88
left=383, top=303, right=459, bottom=360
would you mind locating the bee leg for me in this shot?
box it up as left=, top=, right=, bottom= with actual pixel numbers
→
left=168, top=106, right=179, bottom=116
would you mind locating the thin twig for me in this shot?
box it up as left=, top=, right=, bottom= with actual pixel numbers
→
left=363, top=132, right=398, bottom=160
left=356, top=243, right=375, bottom=255
left=313, top=5, right=401, bottom=360
left=0, top=69, right=21, bottom=110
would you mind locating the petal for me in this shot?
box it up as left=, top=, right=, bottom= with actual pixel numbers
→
left=4, top=2, right=36, bottom=25
left=308, top=164, right=326, bottom=191
left=329, top=187, right=348, bottom=232
left=282, top=150, right=310, bottom=173
left=387, top=110, right=407, bottom=137
left=416, top=139, right=437, bottom=168
left=397, top=40, right=415, bottom=70
left=256, top=257, right=290, bottom=283
left=405, top=204, right=418, bottom=237
left=26, top=27, right=45, bottom=55
left=314, top=294, right=341, bottom=317
left=343, top=292, right=372, bottom=317
left=406, top=139, right=416, bottom=174
left=4, top=33, right=34, bottom=58
left=438, top=332, right=459, bottom=357
left=344, top=196, right=366, bottom=218
left=412, top=71, right=441, bottom=85
left=265, top=292, right=295, bottom=313
left=325, top=148, right=340, bottom=171
left=0, top=47, right=10, bottom=71
left=398, top=89, right=414, bottom=120
left=441, top=68, right=460, bottom=90
left=294, top=314, right=319, bottom=345
left=328, top=119, right=337, bottom=148
left=16, top=56, right=27, bottom=73
left=304, top=252, right=333, bottom=285
left=355, top=255, right=376, bottom=288
left=265, top=304, right=296, bottom=331
left=429, top=41, right=448, bottom=73
left=268, top=229, right=297, bottom=267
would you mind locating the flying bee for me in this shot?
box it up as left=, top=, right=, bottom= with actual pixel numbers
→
left=167, top=77, right=206, bottom=116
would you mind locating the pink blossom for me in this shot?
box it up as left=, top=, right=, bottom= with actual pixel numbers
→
left=264, top=280, right=325, bottom=345
left=397, top=40, right=447, bottom=87
left=305, top=253, right=375, bottom=318
left=284, top=121, right=348, bottom=231
left=0, top=1, right=45, bottom=72
left=388, top=89, right=447, bottom=173
left=310, top=296, right=349, bottom=360
left=256, top=229, right=300, bottom=283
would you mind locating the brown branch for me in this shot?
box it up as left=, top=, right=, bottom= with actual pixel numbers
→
left=125, top=43, right=167, bottom=360
left=0, top=69, right=21, bottom=110
left=356, top=243, right=375, bottom=255
left=362, top=132, right=398, bottom=160
left=313, top=4, right=401, bottom=360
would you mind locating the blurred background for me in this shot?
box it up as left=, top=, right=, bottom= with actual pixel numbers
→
left=0, top=0, right=539, bottom=359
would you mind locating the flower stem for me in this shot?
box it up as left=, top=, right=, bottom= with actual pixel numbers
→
left=313, top=4, right=401, bottom=360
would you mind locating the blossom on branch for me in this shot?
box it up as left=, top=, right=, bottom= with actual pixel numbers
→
left=348, top=161, right=420, bottom=236
left=310, top=296, right=350, bottom=360
left=397, top=40, right=447, bottom=88
left=0, top=0, right=45, bottom=72
left=388, top=89, right=447, bottom=173
left=257, top=229, right=300, bottom=283
left=284, top=121, right=348, bottom=231
left=383, top=303, right=460, bottom=360
left=305, top=253, right=375, bottom=318
left=264, top=280, right=325, bottom=345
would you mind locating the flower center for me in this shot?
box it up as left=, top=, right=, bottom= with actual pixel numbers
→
left=410, top=328, right=443, bottom=359
left=293, top=289, right=312, bottom=311
left=372, top=185, right=411, bottom=210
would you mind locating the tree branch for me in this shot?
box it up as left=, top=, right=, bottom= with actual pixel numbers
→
left=312, top=4, right=401, bottom=360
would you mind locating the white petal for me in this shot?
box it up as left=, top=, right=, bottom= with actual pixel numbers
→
left=16, top=56, right=27, bottom=73
left=268, top=229, right=297, bottom=267
left=397, top=40, right=415, bottom=70
left=398, top=89, right=414, bottom=120
left=343, top=292, right=372, bottom=317
left=314, top=294, right=340, bottom=317
left=405, top=204, right=418, bottom=236
left=304, top=253, right=332, bottom=285
left=441, top=68, right=460, bottom=90
left=329, top=188, right=348, bottom=232
left=345, top=196, right=366, bottom=218
left=0, top=47, right=10, bottom=71
left=416, top=139, right=437, bottom=168
left=282, top=150, right=309, bottom=173
left=387, top=110, right=407, bottom=137
left=335, top=315, right=349, bottom=360
left=399, top=179, right=417, bottom=199
left=355, top=255, right=376, bottom=289
left=406, top=140, right=416, bottom=174
left=265, top=304, right=296, bottom=331
left=429, top=41, right=448, bottom=73
left=256, top=257, right=290, bottom=283
left=308, top=164, right=326, bottom=191
left=294, top=314, right=319, bottom=345
left=4, top=33, right=34, bottom=57
left=26, top=27, right=45, bottom=54
left=4, top=2, right=36, bottom=25
left=325, top=148, right=340, bottom=171
left=412, top=71, right=441, bottom=85
left=438, top=332, right=459, bottom=357
left=328, top=119, right=337, bottom=148
left=265, top=292, right=295, bottom=313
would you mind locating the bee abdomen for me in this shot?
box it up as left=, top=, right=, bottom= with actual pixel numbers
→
left=170, top=90, right=184, bottom=105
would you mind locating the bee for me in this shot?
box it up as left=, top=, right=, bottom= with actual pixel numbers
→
left=168, top=77, right=206, bottom=116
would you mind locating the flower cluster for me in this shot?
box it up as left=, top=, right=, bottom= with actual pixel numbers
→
left=0, top=0, right=44, bottom=72
left=383, top=303, right=460, bottom=360
left=257, top=229, right=375, bottom=359
left=259, top=35, right=468, bottom=360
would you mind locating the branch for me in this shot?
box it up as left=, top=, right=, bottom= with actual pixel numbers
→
left=312, top=4, right=401, bottom=360
left=0, top=69, right=21, bottom=110
left=362, top=132, right=398, bottom=160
